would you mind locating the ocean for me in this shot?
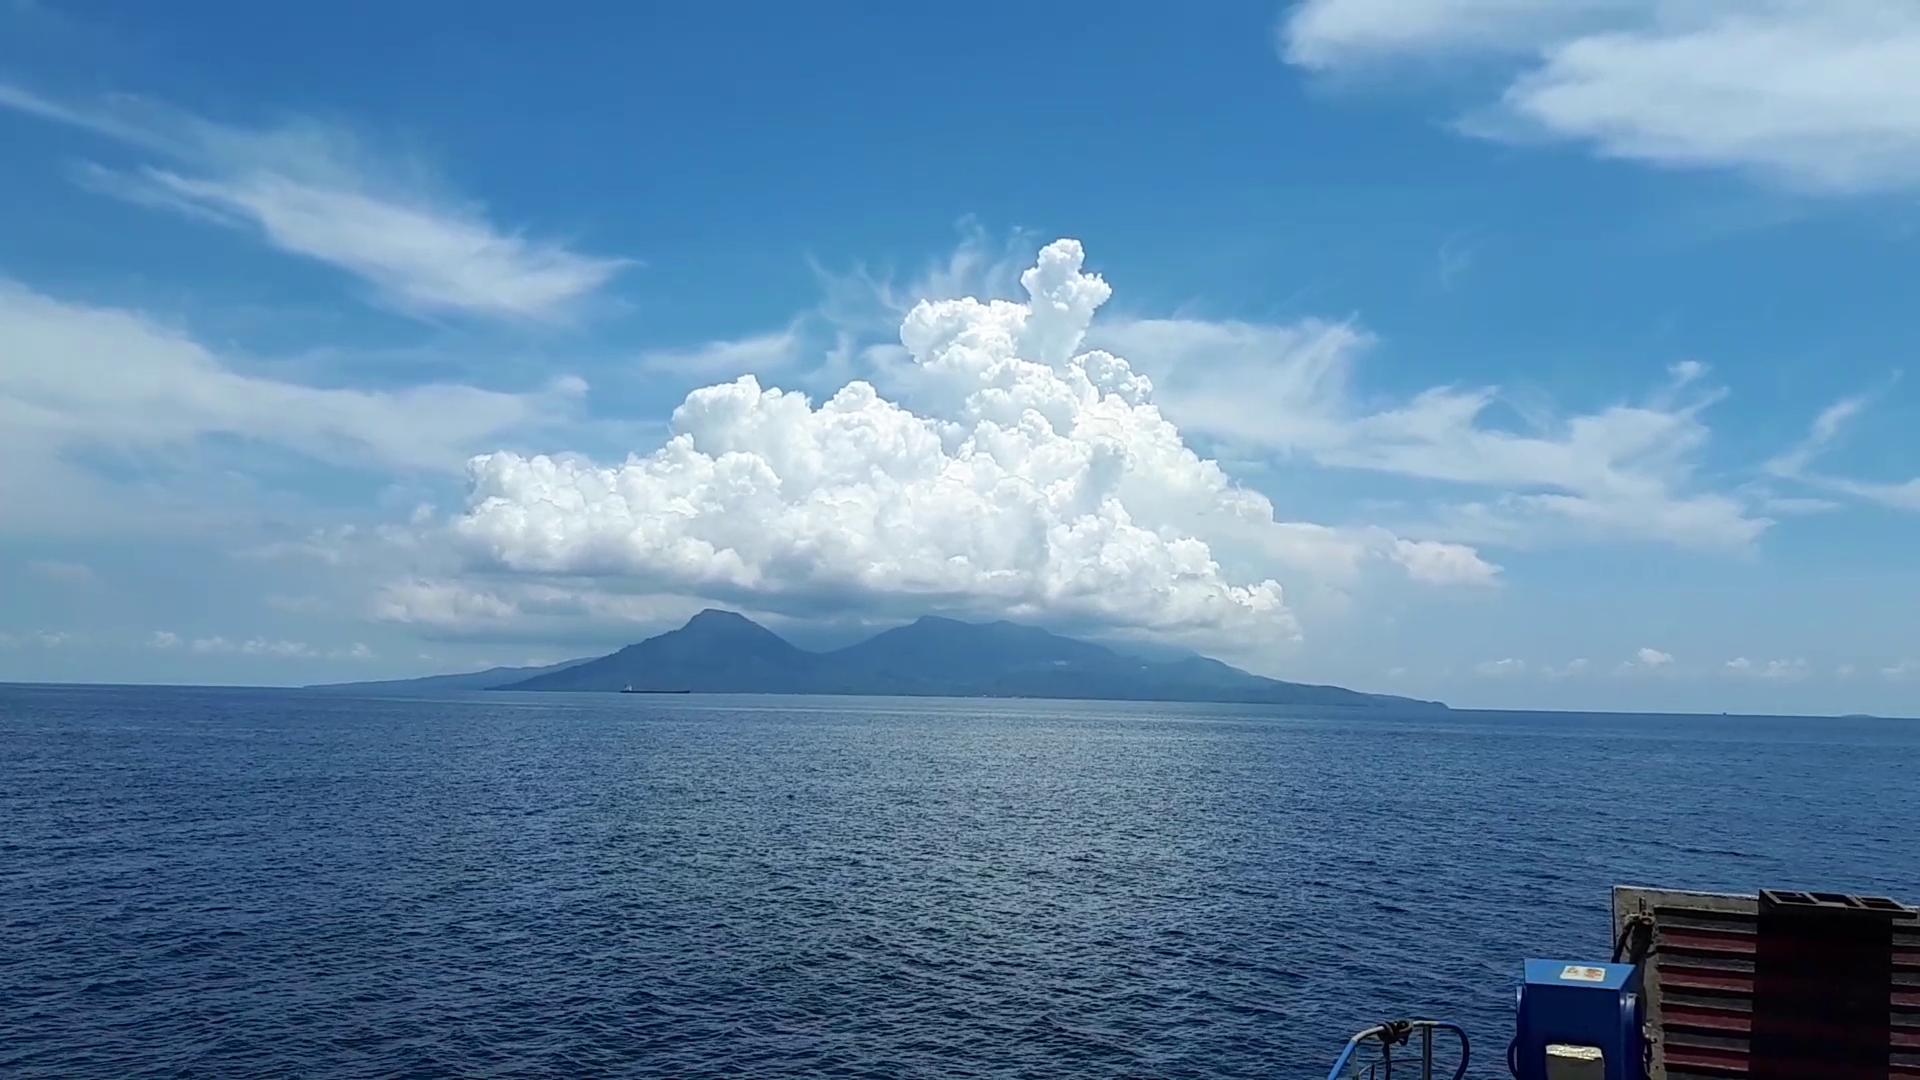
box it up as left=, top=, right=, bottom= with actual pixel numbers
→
left=3, top=684, right=1915, bottom=1078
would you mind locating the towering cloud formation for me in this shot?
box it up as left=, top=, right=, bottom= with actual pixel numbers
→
left=451, top=240, right=1492, bottom=645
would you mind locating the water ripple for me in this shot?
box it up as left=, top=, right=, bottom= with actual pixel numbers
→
left=2, top=687, right=1917, bottom=1078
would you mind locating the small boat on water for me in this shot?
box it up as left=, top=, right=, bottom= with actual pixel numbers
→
left=619, top=685, right=690, bottom=694
left=1327, top=884, right=1918, bottom=1080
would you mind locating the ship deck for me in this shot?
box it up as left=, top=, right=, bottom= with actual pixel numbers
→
left=1613, top=885, right=1920, bottom=1079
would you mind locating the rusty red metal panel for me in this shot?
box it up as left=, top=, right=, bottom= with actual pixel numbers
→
left=1751, top=890, right=1901, bottom=1080
left=1612, top=886, right=1920, bottom=1080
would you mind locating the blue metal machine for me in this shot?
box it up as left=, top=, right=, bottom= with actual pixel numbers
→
left=1509, top=960, right=1642, bottom=1080
left=1324, top=959, right=1640, bottom=1080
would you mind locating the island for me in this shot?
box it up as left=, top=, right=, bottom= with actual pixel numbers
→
left=308, top=609, right=1444, bottom=710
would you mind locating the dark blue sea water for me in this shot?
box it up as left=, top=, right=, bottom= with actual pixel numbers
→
left=3, top=685, right=1916, bottom=1079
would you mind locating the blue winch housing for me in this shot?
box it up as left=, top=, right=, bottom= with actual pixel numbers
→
left=1510, top=960, right=1642, bottom=1080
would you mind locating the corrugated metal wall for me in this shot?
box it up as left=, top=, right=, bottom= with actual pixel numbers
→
left=1612, top=886, right=1920, bottom=1080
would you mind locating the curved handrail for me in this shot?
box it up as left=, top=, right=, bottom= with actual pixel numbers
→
left=1325, top=1019, right=1470, bottom=1080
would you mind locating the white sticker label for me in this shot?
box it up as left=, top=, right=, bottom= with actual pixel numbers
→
left=1560, top=965, right=1608, bottom=983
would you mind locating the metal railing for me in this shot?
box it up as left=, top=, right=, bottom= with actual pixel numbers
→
left=1325, top=1019, right=1471, bottom=1080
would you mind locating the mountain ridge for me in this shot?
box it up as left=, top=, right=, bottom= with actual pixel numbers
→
left=320, top=609, right=1441, bottom=709
left=301, top=656, right=593, bottom=696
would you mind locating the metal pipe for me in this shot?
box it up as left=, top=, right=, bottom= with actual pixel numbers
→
left=1324, top=1020, right=1470, bottom=1080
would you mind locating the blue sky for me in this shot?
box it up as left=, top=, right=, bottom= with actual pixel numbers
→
left=3, top=0, right=1918, bottom=715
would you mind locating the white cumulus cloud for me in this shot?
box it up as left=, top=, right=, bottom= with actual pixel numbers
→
left=1282, top=1, right=1920, bottom=195
left=1616, top=645, right=1675, bottom=676
left=1394, top=538, right=1503, bottom=586
left=830, top=229, right=1761, bottom=554
left=182, top=635, right=312, bottom=658
left=444, top=240, right=1496, bottom=651
left=371, top=578, right=721, bottom=640
left=1725, top=656, right=1811, bottom=682
left=1545, top=657, right=1590, bottom=679
left=373, top=580, right=523, bottom=629
left=149, top=632, right=364, bottom=660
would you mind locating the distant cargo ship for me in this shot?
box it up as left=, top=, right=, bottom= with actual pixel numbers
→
left=619, top=685, right=690, bottom=694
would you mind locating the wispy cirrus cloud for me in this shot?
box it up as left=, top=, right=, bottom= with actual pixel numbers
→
left=1282, top=1, right=1920, bottom=196
left=1766, top=389, right=1920, bottom=512
left=0, top=282, right=585, bottom=470
left=0, top=280, right=588, bottom=533
left=26, top=559, right=94, bottom=583
left=0, top=82, right=629, bottom=322
left=1090, top=319, right=1765, bottom=552
left=0, top=630, right=79, bottom=649
left=638, top=325, right=804, bottom=379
